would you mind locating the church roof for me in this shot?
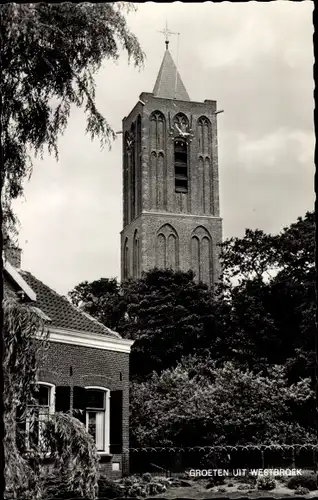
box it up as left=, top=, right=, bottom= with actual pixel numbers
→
left=153, top=47, right=190, bottom=101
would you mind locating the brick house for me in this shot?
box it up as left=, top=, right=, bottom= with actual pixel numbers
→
left=4, top=249, right=134, bottom=478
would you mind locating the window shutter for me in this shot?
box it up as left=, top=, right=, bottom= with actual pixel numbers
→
left=55, top=386, right=71, bottom=412
left=73, top=386, right=86, bottom=424
left=109, top=390, right=123, bottom=454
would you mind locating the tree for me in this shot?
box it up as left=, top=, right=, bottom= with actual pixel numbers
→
left=216, top=211, right=315, bottom=381
left=130, top=354, right=315, bottom=449
left=118, top=269, right=218, bottom=381
left=68, top=269, right=220, bottom=381
left=1, top=3, right=144, bottom=245
left=3, top=297, right=99, bottom=499
left=68, top=277, right=123, bottom=330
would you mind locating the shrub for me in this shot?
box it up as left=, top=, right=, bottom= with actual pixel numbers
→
left=98, top=476, right=124, bottom=499
left=287, top=471, right=317, bottom=491
left=238, top=484, right=250, bottom=490
left=257, top=476, right=276, bottom=491
left=146, top=482, right=160, bottom=496
left=44, top=473, right=76, bottom=499
left=153, top=476, right=171, bottom=486
left=217, top=487, right=227, bottom=492
left=122, top=475, right=139, bottom=487
left=142, top=472, right=152, bottom=483
left=236, top=474, right=256, bottom=485
left=212, top=475, right=225, bottom=485
left=295, top=486, right=310, bottom=495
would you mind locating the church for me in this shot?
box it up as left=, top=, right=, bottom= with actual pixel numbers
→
left=120, top=37, right=223, bottom=288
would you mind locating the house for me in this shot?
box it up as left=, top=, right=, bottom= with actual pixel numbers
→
left=4, top=247, right=134, bottom=478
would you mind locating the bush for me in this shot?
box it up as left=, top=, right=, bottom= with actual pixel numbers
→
left=44, top=473, right=79, bottom=499
left=217, top=487, right=227, bottom=492
left=257, top=476, right=276, bottom=491
left=236, top=474, right=256, bottom=485
left=287, top=471, right=317, bottom=492
left=98, top=477, right=124, bottom=499
left=295, top=486, right=310, bottom=495
left=238, top=484, right=251, bottom=490
left=122, top=475, right=139, bottom=487
left=153, top=476, right=171, bottom=486
left=142, top=472, right=152, bottom=483
left=145, top=482, right=164, bottom=495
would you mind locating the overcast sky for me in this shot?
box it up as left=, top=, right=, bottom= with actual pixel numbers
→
left=13, top=1, right=314, bottom=295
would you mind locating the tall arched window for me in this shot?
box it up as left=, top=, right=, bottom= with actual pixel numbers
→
left=190, top=226, right=213, bottom=287
left=136, top=115, right=142, bottom=214
left=197, top=116, right=211, bottom=155
left=174, top=138, right=188, bottom=193
left=133, top=230, right=140, bottom=278
left=123, top=238, right=129, bottom=279
left=123, top=132, right=129, bottom=225
left=130, top=122, right=136, bottom=220
left=85, top=386, right=110, bottom=453
left=149, top=111, right=165, bottom=151
left=25, top=382, right=55, bottom=450
left=156, top=224, right=179, bottom=270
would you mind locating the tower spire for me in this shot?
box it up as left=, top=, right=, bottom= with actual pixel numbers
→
left=154, top=23, right=189, bottom=101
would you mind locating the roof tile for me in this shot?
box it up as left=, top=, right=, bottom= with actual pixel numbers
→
left=17, top=270, right=120, bottom=338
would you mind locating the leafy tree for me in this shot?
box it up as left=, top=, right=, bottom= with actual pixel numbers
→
left=119, top=269, right=218, bottom=381
left=68, top=269, right=220, bottom=381
left=68, top=213, right=315, bottom=386
left=130, top=354, right=315, bottom=449
left=68, top=277, right=123, bottom=330
left=1, top=2, right=144, bottom=245
left=217, top=211, right=315, bottom=381
left=3, top=297, right=99, bottom=499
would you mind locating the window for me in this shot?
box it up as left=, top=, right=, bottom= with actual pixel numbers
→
left=174, top=139, right=188, bottom=193
left=25, top=382, right=55, bottom=450
left=85, top=387, right=110, bottom=453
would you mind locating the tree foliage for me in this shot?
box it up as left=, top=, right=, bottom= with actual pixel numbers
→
left=217, top=211, right=315, bottom=381
left=68, top=277, right=122, bottom=330
left=69, top=269, right=219, bottom=380
left=130, top=355, right=316, bottom=449
left=1, top=2, right=144, bottom=244
left=43, top=413, right=99, bottom=499
left=68, top=212, right=315, bottom=384
left=3, top=297, right=99, bottom=499
left=3, top=297, right=48, bottom=499
left=119, top=269, right=218, bottom=380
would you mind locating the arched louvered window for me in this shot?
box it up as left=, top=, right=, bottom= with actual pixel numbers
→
left=174, top=138, right=188, bottom=193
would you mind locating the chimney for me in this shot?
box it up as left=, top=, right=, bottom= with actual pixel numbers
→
left=4, top=246, right=22, bottom=269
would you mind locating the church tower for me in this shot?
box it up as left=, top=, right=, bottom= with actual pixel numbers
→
left=120, top=40, right=222, bottom=288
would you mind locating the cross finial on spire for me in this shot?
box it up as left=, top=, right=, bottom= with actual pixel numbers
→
left=158, top=21, right=178, bottom=49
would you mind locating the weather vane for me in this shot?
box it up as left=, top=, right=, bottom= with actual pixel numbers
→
left=158, top=21, right=179, bottom=49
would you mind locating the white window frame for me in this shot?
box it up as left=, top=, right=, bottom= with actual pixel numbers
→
left=85, top=386, right=110, bottom=455
left=25, top=382, right=55, bottom=450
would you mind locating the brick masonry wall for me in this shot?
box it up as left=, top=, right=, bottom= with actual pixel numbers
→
left=121, top=92, right=223, bottom=285
left=38, top=341, right=130, bottom=478
left=141, top=212, right=222, bottom=285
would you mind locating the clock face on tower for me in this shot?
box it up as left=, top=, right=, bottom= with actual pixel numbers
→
left=171, top=114, right=194, bottom=142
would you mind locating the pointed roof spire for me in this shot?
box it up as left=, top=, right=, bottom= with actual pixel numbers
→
left=154, top=24, right=190, bottom=101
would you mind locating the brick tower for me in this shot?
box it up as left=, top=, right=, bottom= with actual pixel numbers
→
left=120, top=40, right=223, bottom=288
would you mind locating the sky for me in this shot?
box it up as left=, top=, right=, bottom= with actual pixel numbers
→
left=13, top=1, right=314, bottom=296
